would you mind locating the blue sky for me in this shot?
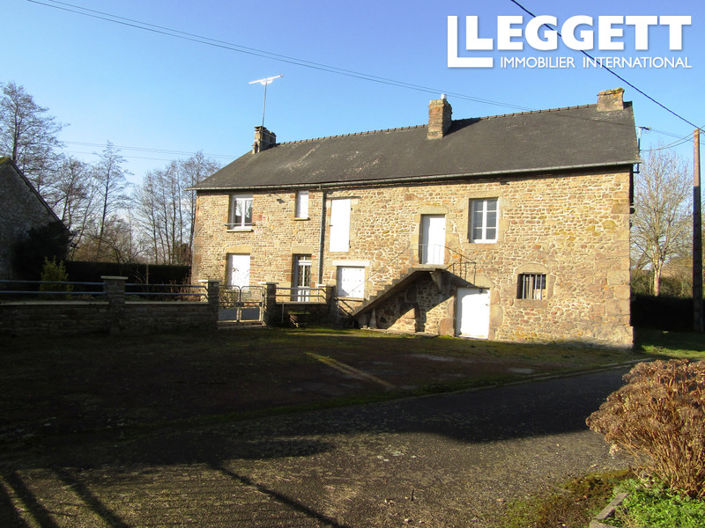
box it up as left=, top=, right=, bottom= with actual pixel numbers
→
left=5, top=0, right=703, bottom=182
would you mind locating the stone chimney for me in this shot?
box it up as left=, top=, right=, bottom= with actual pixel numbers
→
left=427, top=95, right=452, bottom=139
left=597, top=88, right=625, bottom=112
left=252, top=126, right=277, bottom=153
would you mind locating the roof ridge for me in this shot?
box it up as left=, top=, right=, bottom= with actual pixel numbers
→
left=276, top=123, right=426, bottom=146
left=469, top=103, right=595, bottom=123
left=274, top=104, right=598, bottom=146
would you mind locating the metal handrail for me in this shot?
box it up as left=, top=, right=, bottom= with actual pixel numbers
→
left=275, top=286, right=326, bottom=303
left=0, top=279, right=105, bottom=297
left=125, top=283, right=206, bottom=288
left=124, top=283, right=207, bottom=298
left=0, top=290, right=106, bottom=296
left=0, top=280, right=103, bottom=286
left=364, top=243, right=478, bottom=297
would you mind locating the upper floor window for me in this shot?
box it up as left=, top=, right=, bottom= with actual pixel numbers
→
left=518, top=273, right=547, bottom=300
left=469, top=198, right=498, bottom=243
left=295, top=191, right=309, bottom=218
left=228, top=194, right=253, bottom=229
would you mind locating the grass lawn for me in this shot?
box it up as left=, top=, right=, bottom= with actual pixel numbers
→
left=0, top=326, right=701, bottom=450
left=500, top=470, right=634, bottom=528
left=635, top=328, right=705, bottom=359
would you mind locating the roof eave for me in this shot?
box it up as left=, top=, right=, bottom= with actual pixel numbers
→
left=191, top=159, right=640, bottom=192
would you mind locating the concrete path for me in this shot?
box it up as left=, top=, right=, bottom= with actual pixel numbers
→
left=0, top=369, right=631, bottom=528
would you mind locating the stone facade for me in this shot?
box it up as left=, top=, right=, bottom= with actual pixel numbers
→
left=192, top=167, right=633, bottom=346
left=0, top=158, right=62, bottom=279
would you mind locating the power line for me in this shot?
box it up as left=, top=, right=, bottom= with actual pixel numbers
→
left=507, top=0, right=701, bottom=131
left=26, top=0, right=533, bottom=112
left=65, top=149, right=192, bottom=162
left=642, top=134, right=694, bottom=152
left=63, top=140, right=235, bottom=159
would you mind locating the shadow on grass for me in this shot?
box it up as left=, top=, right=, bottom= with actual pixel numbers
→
left=0, top=471, right=58, bottom=528
left=54, top=468, right=130, bottom=528
left=213, top=463, right=353, bottom=528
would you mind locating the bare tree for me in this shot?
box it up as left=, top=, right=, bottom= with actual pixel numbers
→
left=93, top=142, right=130, bottom=260
left=0, top=81, right=63, bottom=191
left=49, top=156, right=98, bottom=248
left=179, top=152, right=219, bottom=252
left=632, top=149, right=692, bottom=296
left=135, top=153, right=217, bottom=264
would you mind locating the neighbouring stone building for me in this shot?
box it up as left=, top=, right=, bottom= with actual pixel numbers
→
left=0, top=157, right=64, bottom=279
left=192, top=89, right=638, bottom=346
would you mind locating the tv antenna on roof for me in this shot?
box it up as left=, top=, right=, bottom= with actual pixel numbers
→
left=249, top=74, right=283, bottom=127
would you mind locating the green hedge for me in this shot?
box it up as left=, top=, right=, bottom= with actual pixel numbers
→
left=631, top=294, right=695, bottom=331
left=64, top=261, right=191, bottom=284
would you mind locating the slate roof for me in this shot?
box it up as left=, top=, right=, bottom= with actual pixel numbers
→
left=195, top=102, right=639, bottom=191
left=0, top=157, right=64, bottom=225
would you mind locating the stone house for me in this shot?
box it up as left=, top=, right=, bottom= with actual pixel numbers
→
left=0, top=157, right=65, bottom=279
left=192, top=89, right=638, bottom=346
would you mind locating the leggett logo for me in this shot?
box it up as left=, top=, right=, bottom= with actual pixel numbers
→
left=448, top=15, right=692, bottom=69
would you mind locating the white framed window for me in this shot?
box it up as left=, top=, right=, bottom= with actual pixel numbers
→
left=292, top=254, right=312, bottom=301
left=518, top=273, right=547, bottom=300
left=295, top=191, right=309, bottom=218
left=228, top=194, right=253, bottom=229
left=337, top=266, right=365, bottom=298
left=469, top=198, right=498, bottom=243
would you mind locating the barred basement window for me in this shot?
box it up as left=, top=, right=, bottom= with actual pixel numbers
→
left=518, top=273, right=547, bottom=300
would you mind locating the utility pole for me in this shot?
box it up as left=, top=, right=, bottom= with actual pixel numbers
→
left=694, top=128, right=703, bottom=332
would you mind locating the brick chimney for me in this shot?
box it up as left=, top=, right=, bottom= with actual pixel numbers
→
left=427, top=95, right=452, bottom=139
left=597, top=88, right=625, bottom=112
left=252, top=126, right=277, bottom=153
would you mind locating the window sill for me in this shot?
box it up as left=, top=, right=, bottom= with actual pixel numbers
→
left=469, top=240, right=498, bottom=245
left=294, top=217, right=310, bottom=221
left=515, top=298, right=549, bottom=306
left=226, top=227, right=254, bottom=232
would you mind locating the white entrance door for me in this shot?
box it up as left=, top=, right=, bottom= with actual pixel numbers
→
left=227, top=254, right=250, bottom=288
left=457, top=287, right=490, bottom=339
left=329, top=199, right=351, bottom=252
left=420, top=215, right=446, bottom=265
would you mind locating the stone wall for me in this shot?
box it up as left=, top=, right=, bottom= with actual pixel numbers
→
left=0, top=301, right=216, bottom=336
left=192, top=168, right=633, bottom=346
left=0, top=159, right=60, bottom=279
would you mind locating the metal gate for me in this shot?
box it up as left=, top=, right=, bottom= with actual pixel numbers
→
left=219, top=286, right=265, bottom=322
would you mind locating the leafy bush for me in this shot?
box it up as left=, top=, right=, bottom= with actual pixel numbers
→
left=615, top=478, right=705, bottom=528
left=586, top=360, right=705, bottom=499
left=39, top=258, right=72, bottom=295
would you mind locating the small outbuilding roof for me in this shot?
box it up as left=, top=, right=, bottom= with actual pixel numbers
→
left=195, top=101, right=639, bottom=191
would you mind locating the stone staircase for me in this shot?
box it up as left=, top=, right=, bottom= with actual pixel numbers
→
left=352, top=265, right=446, bottom=318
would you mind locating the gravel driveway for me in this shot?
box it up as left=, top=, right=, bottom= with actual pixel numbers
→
left=0, top=369, right=631, bottom=527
